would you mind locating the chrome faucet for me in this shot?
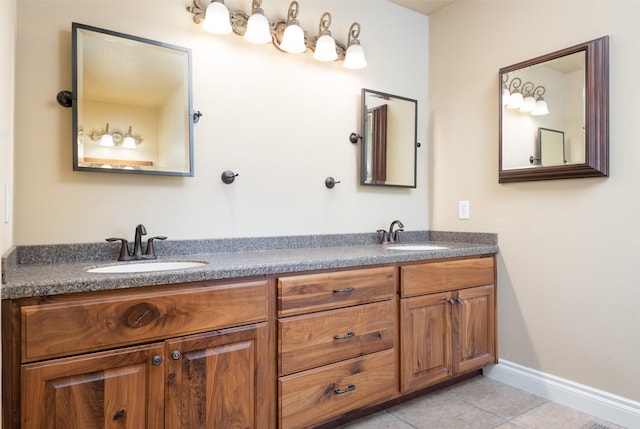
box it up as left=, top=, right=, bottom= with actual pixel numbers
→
left=106, top=224, right=167, bottom=261
left=377, top=219, right=405, bottom=244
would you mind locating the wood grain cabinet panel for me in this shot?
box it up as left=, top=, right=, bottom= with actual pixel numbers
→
left=165, top=323, right=269, bottom=429
left=400, top=256, right=497, bottom=394
left=21, top=343, right=165, bottom=429
left=279, top=300, right=395, bottom=375
left=401, top=257, right=494, bottom=297
left=400, top=292, right=453, bottom=392
left=21, top=280, right=268, bottom=362
left=279, top=349, right=397, bottom=429
left=278, top=267, right=395, bottom=317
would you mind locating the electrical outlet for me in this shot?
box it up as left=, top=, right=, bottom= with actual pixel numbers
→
left=458, top=200, right=470, bottom=220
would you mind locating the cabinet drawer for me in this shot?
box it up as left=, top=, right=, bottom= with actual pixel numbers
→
left=279, top=349, right=397, bottom=429
left=401, top=257, right=494, bottom=297
left=278, top=266, right=396, bottom=317
left=21, top=280, right=268, bottom=362
left=279, top=300, right=395, bottom=375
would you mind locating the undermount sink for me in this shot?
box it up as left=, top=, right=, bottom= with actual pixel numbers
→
left=385, top=244, right=449, bottom=251
left=87, top=261, right=208, bottom=274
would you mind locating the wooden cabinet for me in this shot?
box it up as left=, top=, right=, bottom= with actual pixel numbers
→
left=400, top=256, right=496, bottom=393
left=277, top=267, right=398, bottom=429
left=3, top=253, right=498, bottom=429
left=7, top=278, right=273, bottom=429
left=165, top=323, right=269, bottom=428
left=21, top=343, right=165, bottom=429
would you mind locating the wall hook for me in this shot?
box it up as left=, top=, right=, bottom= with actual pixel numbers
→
left=56, top=90, right=73, bottom=108
left=325, top=177, right=341, bottom=188
left=192, top=110, right=203, bottom=123
left=221, top=170, right=239, bottom=184
left=349, top=133, right=362, bottom=144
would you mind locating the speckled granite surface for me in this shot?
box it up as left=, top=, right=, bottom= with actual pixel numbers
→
left=1, top=231, right=498, bottom=300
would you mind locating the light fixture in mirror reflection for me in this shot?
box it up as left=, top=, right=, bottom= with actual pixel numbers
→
left=360, top=89, right=418, bottom=188
left=71, top=23, right=195, bottom=176
left=499, top=36, right=609, bottom=183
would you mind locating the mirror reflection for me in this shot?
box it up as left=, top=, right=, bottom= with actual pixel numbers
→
left=498, top=36, right=609, bottom=183
left=501, top=51, right=584, bottom=170
left=361, top=89, right=417, bottom=188
left=72, top=23, right=194, bottom=176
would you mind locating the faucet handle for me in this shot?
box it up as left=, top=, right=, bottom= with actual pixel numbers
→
left=144, top=236, right=167, bottom=259
left=106, top=237, right=131, bottom=261
left=376, top=229, right=389, bottom=245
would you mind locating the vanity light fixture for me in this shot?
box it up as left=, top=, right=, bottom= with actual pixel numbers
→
left=312, top=13, right=338, bottom=61
left=519, top=81, right=536, bottom=113
left=88, top=123, right=143, bottom=148
left=186, top=0, right=366, bottom=68
left=343, top=23, right=366, bottom=69
left=506, top=77, right=523, bottom=109
left=244, top=0, right=272, bottom=44
left=279, top=1, right=306, bottom=53
left=531, top=86, right=549, bottom=115
left=503, top=76, right=549, bottom=116
left=202, top=0, right=233, bottom=34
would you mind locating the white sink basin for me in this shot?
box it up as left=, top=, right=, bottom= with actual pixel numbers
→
left=87, top=261, right=207, bottom=274
left=385, top=245, right=449, bottom=251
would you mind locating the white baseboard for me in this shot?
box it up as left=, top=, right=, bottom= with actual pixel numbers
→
left=483, top=359, right=640, bottom=428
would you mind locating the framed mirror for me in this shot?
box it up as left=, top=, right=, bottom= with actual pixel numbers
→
left=72, top=23, right=195, bottom=176
left=360, top=89, right=418, bottom=188
left=499, top=36, right=608, bottom=183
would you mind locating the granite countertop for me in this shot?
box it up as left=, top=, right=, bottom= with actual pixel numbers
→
left=1, top=231, right=498, bottom=300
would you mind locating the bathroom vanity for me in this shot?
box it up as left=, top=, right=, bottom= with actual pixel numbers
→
left=1, top=232, right=498, bottom=428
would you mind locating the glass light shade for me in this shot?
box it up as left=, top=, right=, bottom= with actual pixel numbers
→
left=502, top=87, right=510, bottom=106
left=313, top=34, right=337, bottom=61
left=122, top=136, right=136, bottom=149
left=100, top=134, right=114, bottom=147
left=507, top=92, right=523, bottom=109
left=520, top=95, right=536, bottom=112
left=280, top=23, right=306, bottom=53
left=244, top=12, right=272, bottom=44
left=531, top=99, right=550, bottom=116
left=343, top=44, right=367, bottom=69
left=202, top=1, right=232, bottom=34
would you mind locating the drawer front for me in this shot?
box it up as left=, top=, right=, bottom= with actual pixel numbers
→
left=279, top=300, right=395, bottom=375
left=279, top=349, right=397, bottom=429
left=21, top=280, right=268, bottom=362
left=401, top=256, right=495, bottom=297
left=278, top=266, right=396, bottom=317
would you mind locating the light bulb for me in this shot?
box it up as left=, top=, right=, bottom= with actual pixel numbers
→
left=313, top=34, right=337, bottom=61
left=344, top=43, right=366, bottom=69
left=280, top=23, right=306, bottom=53
left=244, top=11, right=271, bottom=44
left=202, top=1, right=232, bottom=34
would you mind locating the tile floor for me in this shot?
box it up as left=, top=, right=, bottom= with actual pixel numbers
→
left=337, top=376, right=626, bottom=429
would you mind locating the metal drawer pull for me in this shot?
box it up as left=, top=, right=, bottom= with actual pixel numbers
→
left=333, top=287, right=355, bottom=294
left=334, top=384, right=356, bottom=395
left=334, top=332, right=355, bottom=340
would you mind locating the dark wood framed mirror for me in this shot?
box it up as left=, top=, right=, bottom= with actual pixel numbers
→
left=360, top=89, right=418, bottom=188
left=499, top=36, right=609, bottom=183
left=72, top=23, right=195, bottom=176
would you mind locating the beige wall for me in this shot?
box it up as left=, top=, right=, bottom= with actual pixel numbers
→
left=0, top=0, right=16, bottom=255
left=430, top=1, right=639, bottom=401
left=13, top=0, right=428, bottom=245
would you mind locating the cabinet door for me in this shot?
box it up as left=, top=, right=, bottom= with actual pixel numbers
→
left=400, top=291, right=453, bottom=393
left=454, top=285, right=496, bottom=374
left=21, top=343, right=165, bottom=429
left=165, top=323, right=269, bottom=429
